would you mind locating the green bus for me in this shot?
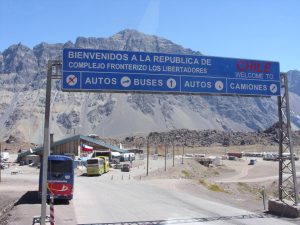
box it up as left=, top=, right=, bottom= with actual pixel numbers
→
left=86, top=158, right=105, bottom=176
left=97, top=156, right=110, bottom=173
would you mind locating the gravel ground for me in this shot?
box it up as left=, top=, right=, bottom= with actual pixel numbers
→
left=0, top=164, right=39, bottom=225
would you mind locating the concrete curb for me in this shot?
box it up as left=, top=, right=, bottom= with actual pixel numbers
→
left=0, top=199, right=18, bottom=224
left=269, top=199, right=300, bottom=218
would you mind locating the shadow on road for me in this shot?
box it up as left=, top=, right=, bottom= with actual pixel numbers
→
left=14, top=191, right=40, bottom=205
left=79, top=173, right=89, bottom=177
left=54, top=199, right=70, bottom=205
left=13, top=191, right=70, bottom=205
left=77, top=213, right=275, bottom=225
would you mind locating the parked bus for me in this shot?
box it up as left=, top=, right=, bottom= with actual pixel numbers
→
left=86, top=157, right=105, bottom=176
left=39, top=155, right=74, bottom=201
left=96, top=156, right=110, bottom=173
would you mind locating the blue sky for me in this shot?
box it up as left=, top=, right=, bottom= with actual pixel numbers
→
left=0, top=0, right=299, bottom=72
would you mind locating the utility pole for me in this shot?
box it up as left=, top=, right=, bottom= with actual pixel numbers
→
left=0, top=143, right=2, bottom=183
left=164, top=143, right=167, bottom=171
left=146, top=137, right=149, bottom=176
left=174, top=135, right=181, bottom=167
left=181, top=144, right=185, bottom=164
left=172, top=144, right=175, bottom=167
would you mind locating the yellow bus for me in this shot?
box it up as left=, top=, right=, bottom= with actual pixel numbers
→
left=97, top=156, right=109, bottom=173
left=86, top=158, right=105, bottom=176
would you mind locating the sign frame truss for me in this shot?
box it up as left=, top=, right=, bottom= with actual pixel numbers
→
left=277, top=72, right=299, bottom=205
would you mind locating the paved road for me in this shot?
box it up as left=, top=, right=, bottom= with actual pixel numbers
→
left=73, top=166, right=296, bottom=225
left=2, top=157, right=298, bottom=224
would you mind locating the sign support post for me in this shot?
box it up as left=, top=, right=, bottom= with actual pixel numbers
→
left=41, top=60, right=61, bottom=225
left=277, top=72, right=299, bottom=205
left=146, top=138, right=149, bottom=176
left=0, top=143, right=2, bottom=183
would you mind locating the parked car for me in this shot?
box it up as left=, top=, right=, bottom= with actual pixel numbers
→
left=248, top=159, right=257, bottom=165
left=121, top=164, right=130, bottom=172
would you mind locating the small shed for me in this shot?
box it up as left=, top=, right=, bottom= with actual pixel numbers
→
left=17, top=134, right=128, bottom=162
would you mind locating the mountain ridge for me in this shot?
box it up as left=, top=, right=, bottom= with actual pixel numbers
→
left=0, top=29, right=299, bottom=144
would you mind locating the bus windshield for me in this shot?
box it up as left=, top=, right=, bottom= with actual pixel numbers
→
left=48, top=160, right=72, bottom=173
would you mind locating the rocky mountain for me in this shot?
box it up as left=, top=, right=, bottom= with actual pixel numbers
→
left=0, top=29, right=300, bottom=144
left=118, top=127, right=300, bottom=149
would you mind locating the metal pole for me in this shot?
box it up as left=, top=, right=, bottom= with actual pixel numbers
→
left=146, top=138, right=149, bottom=176
left=50, top=194, right=55, bottom=225
left=282, top=73, right=299, bottom=205
left=164, top=144, right=167, bottom=171
left=277, top=95, right=283, bottom=201
left=172, top=144, right=175, bottom=167
left=181, top=145, right=184, bottom=164
left=41, top=61, right=54, bottom=225
left=262, top=187, right=266, bottom=210
left=0, top=143, right=2, bottom=183
left=277, top=73, right=299, bottom=205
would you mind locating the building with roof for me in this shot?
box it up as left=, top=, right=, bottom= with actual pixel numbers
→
left=17, top=134, right=128, bottom=162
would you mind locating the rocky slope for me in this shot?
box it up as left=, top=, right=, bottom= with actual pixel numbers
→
left=0, top=29, right=299, bottom=144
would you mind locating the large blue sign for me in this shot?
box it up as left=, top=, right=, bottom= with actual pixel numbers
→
left=62, top=48, right=280, bottom=96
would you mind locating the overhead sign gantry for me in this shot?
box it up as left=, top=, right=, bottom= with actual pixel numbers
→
left=62, top=48, right=280, bottom=96
left=40, top=49, right=298, bottom=225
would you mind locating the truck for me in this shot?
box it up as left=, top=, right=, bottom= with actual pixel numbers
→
left=227, top=152, right=243, bottom=158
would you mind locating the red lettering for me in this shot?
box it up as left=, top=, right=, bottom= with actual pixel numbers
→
left=237, top=60, right=271, bottom=73
left=237, top=60, right=245, bottom=71
left=264, top=62, right=271, bottom=73
left=250, top=63, right=257, bottom=72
